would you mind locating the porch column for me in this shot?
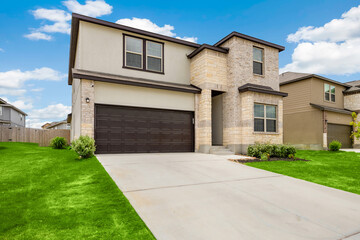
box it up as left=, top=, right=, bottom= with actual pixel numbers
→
left=195, top=89, right=212, bottom=153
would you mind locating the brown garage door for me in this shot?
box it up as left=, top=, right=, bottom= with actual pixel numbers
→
left=95, top=104, right=194, bottom=153
left=327, top=123, right=352, bottom=148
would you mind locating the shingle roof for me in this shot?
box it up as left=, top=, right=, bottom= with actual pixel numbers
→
left=0, top=98, right=28, bottom=115
left=279, top=72, right=351, bottom=88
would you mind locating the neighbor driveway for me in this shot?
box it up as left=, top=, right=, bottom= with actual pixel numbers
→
left=97, top=153, right=360, bottom=240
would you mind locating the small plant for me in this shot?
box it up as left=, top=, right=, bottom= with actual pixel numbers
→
left=329, top=140, right=342, bottom=151
left=260, top=152, right=269, bottom=161
left=71, top=135, right=96, bottom=159
left=50, top=137, right=67, bottom=149
left=288, top=154, right=296, bottom=160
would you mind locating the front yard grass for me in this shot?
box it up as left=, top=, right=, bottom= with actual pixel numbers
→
left=0, top=142, right=154, bottom=240
left=246, top=150, right=360, bottom=195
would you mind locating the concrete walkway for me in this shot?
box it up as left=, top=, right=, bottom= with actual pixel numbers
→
left=97, top=153, right=360, bottom=240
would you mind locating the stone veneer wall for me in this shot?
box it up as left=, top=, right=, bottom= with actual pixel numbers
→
left=80, top=79, right=95, bottom=138
left=190, top=49, right=228, bottom=152
left=344, top=93, right=360, bottom=148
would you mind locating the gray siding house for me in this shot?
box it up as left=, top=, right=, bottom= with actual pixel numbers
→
left=0, top=98, right=27, bottom=127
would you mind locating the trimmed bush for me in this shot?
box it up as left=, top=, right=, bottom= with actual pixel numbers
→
left=247, top=143, right=296, bottom=159
left=260, top=153, right=269, bottom=161
left=50, top=137, right=67, bottom=149
left=329, top=140, right=342, bottom=151
left=71, top=135, right=96, bottom=159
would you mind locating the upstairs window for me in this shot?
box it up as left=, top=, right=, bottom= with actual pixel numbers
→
left=324, top=83, right=335, bottom=102
left=254, top=104, right=277, bottom=133
left=124, top=35, right=163, bottom=73
left=253, top=47, right=263, bottom=75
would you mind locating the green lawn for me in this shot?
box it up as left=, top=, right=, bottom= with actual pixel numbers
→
left=246, top=150, right=360, bottom=195
left=0, top=142, right=154, bottom=240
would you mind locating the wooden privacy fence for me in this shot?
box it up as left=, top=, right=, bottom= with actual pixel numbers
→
left=0, top=126, right=70, bottom=147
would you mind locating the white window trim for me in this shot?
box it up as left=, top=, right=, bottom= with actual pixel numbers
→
left=0, top=106, right=2, bottom=115
left=324, top=83, right=336, bottom=103
left=254, top=104, right=277, bottom=133
left=125, top=36, right=143, bottom=69
left=146, top=41, right=163, bottom=72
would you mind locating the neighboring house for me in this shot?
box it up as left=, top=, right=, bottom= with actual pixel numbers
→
left=69, top=13, right=287, bottom=154
left=0, top=98, right=27, bottom=127
left=42, top=120, right=71, bottom=130
left=280, top=72, right=360, bottom=149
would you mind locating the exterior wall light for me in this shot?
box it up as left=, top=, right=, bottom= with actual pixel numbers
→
left=86, top=97, right=90, bottom=103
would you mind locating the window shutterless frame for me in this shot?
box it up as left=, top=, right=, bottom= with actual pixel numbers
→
left=254, top=103, right=277, bottom=133
left=253, top=46, right=264, bottom=76
left=124, top=36, right=143, bottom=69
left=324, top=83, right=336, bottom=103
left=123, top=34, right=164, bottom=74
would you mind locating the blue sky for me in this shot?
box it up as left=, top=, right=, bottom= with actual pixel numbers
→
left=1, top=0, right=360, bottom=127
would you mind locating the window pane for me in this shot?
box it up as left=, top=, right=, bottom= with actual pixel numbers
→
left=331, top=94, right=335, bottom=102
left=254, top=119, right=264, bottom=132
left=266, top=120, right=276, bottom=132
left=253, top=61, right=263, bottom=75
left=147, top=41, right=161, bottom=57
left=147, top=56, right=161, bottom=72
left=254, top=104, right=264, bottom=118
left=266, top=105, right=276, bottom=118
left=324, top=84, right=330, bottom=93
left=253, top=47, right=263, bottom=62
left=331, top=86, right=335, bottom=94
left=126, top=52, right=142, bottom=68
left=126, top=37, right=142, bottom=53
left=325, top=92, right=330, bottom=101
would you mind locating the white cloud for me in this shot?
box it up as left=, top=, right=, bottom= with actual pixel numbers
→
left=24, top=32, right=53, bottom=41
left=26, top=103, right=71, bottom=128
left=29, top=103, right=71, bottom=120
left=25, top=1, right=112, bottom=40
left=281, top=5, right=360, bottom=75
left=116, top=17, right=198, bottom=43
left=30, top=88, right=44, bottom=92
left=32, top=8, right=72, bottom=22
left=0, top=89, right=26, bottom=96
left=0, top=67, right=66, bottom=89
left=10, top=100, right=33, bottom=110
left=63, top=0, right=112, bottom=17
left=176, top=36, right=198, bottom=43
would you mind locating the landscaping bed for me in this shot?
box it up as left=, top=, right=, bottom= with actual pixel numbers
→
left=229, top=157, right=308, bottom=164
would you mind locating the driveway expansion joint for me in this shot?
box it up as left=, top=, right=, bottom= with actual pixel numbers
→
left=123, top=175, right=282, bottom=193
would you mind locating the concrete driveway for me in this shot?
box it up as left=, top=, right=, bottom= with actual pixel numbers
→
left=97, top=153, right=360, bottom=240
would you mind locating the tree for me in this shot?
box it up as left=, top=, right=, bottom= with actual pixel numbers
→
left=350, top=112, right=360, bottom=140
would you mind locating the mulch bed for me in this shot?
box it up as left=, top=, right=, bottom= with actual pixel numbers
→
left=229, top=157, right=309, bottom=164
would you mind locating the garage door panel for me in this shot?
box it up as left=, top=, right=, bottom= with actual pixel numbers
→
left=327, top=123, right=352, bottom=148
left=95, top=104, right=194, bottom=153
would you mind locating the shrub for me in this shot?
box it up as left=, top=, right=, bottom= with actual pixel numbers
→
left=329, top=140, right=342, bottom=151
left=71, top=135, right=96, bottom=159
left=260, top=153, right=269, bottom=161
left=50, top=137, right=67, bottom=149
left=247, top=143, right=296, bottom=159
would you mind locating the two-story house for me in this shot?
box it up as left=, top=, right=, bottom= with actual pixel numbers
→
left=280, top=72, right=360, bottom=149
left=69, top=13, right=287, bottom=154
left=0, top=98, right=27, bottom=127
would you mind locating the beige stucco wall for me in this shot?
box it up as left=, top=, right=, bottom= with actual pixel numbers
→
left=94, top=81, right=195, bottom=111
left=280, top=79, right=312, bottom=114
left=71, top=78, right=81, bottom=141
left=327, top=111, right=352, bottom=125
left=76, top=21, right=196, bottom=85
left=221, top=37, right=280, bottom=91
left=344, top=93, right=360, bottom=111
